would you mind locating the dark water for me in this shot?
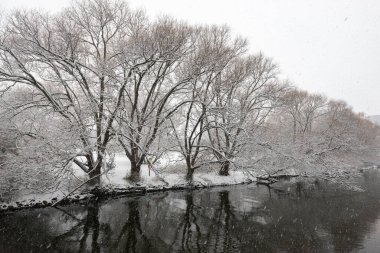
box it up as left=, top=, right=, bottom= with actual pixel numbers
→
left=1, top=172, right=380, bottom=252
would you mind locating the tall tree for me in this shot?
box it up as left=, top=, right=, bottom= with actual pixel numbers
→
left=206, top=53, right=281, bottom=175
left=0, top=0, right=153, bottom=183
left=115, top=17, right=197, bottom=180
left=169, top=25, right=247, bottom=180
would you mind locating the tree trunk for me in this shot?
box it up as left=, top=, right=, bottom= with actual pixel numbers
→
left=185, top=156, right=194, bottom=182
left=219, top=161, right=230, bottom=176
left=186, top=168, right=194, bottom=182
left=88, top=160, right=102, bottom=186
left=129, top=160, right=141, bottom=182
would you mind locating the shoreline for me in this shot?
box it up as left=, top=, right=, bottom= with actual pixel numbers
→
left=0, top=176, right=257, bottom=214
left=1, top=164, right=377, bottom=214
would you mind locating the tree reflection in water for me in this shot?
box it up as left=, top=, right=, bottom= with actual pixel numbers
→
left=2, top=172, right=380, bottom=252
left=80, top=202, right=100, bottom=252
left=113, top=200, right=152, bottom=252
left=49, top=201, right=111, bottom=252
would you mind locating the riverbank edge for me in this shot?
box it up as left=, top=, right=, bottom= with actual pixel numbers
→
left=0, top=176, right=258, bottom=214
left=2, top=164, right=377, bottom=214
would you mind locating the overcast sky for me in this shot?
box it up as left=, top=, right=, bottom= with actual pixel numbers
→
left=1, top=0, right=380, bottom=115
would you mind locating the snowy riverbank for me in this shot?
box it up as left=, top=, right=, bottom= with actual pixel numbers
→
left=0, top=172, right=257, bottom=213
left=0, top=153, right=260, bottom=212
left=1, top=151, right=378, bottom=213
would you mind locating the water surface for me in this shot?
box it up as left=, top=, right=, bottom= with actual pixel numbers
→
left=1, top=172, right=380, bottom=252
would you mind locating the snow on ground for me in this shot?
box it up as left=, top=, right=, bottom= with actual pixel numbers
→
left=194, top=170, right=257, bottom=186
left=3, top=153, right=257, bottom=205
left=100, top=154, right=168, bottom=187
left=10, top=191, right=66, bottom=204
left=98, top=153, right=257, bottom=188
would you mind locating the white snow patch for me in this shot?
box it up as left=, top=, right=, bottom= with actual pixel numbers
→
left=3, top=153, right=258, bottom=205
left=194, top=170, right=256, bottom=186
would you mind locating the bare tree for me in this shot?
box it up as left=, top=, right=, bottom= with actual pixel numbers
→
left=168, top=25, right=248, bottom=180
left=114, top=17, right=199, bottom=180
left=206, top=53, right=281, bottom=175
left=280, top=89, right=327, bottom=143
left=318, top=100, right=379, bottom=151
left=0, top=90, right=80, bottom=198
left=0, top=0, right=154, bottom=183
